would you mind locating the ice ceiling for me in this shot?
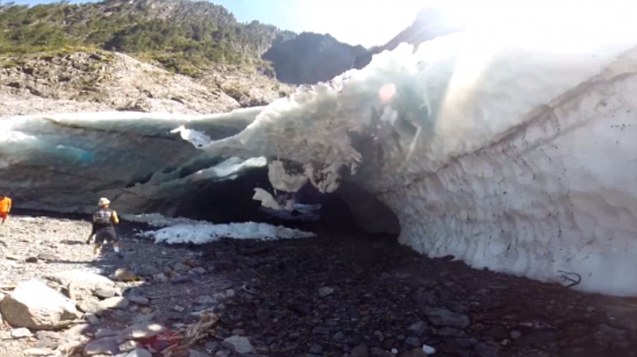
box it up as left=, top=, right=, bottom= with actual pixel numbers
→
left=2, top=4, right=637, bottom=296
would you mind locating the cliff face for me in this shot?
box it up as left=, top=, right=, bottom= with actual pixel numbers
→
left=263, top=32, right=368, bottom=85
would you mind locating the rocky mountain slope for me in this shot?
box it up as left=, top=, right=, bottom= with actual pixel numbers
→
left=0, top=0, right=368, bottom=107
left=0, top=49, right=290, bottom=116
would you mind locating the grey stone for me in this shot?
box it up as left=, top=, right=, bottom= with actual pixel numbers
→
left=0, top=279, right=80, bottom=330
left=400, top=348, right=429, bottom=357
left=111, top=268, right=139, bottom=282
left=435, top=327, right=467, bottom=337
left=455, top=338, right=478, bottom=349
left=11, top=327, right=33, bottom=338
left=85, top=313, right=100, bottom=325
left=95, top=328, right=118, bottom=338
left=36, top=253, right=58, bottom=261
left=474, top=342, right=499, bottom=357
left=84, top=337, right=120, bottom=356
left=188, top=349, right=211, bottom=357
left=118, top=322, right=165, bottom=341
left=48, top=270, right=115, bottom=292
left=99, top=297, right=129, bottom=310
left=170, top=276, right=192, bottom=284
left=23, top=348, right=56, bottom=356
left=214, top=350, right=231, bottom=357
left=317, top=286, right=334, bottom=297
left=407, top=320, right=427, bottom=336
left=78, top=299, right=102, bottom=314
left=222, top=335, right=254, bottom=354
left=173, top=263, right=190, bottom=272
left=120, top=349, right=152, bottom=357
left=132, top=313, right=156, bottom=323
left=111, top=309, right=131, bottom=323
left=94, top=285, right=117, bottom=299
left=370, top=347, right=394, bottom=357
left=128, top=295, right=150, bottom=306
left=191, top=267, right=207, bottom=275
left=425, top=308, right=470, bottom=328
left=405, top=336, right=421, bottom=347
left=312, top=326, right=329, bottom=335
left=119, top=340, right=141, bottom=352
left=35, top=330, right=60, bottom=340
left=136, top=265, right=161, bottom=277
left=64, top=323, right=90, bottom=337
left=351, top=343, right=369, bottom=357
left=196, top=295, right=216, bottom=305
left=309, top=343, right=323, bottom=354
left=510, top=329, right=522, bottom=339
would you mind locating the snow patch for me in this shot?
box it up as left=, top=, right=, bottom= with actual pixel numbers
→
left=139, top=221, right=315, bottom=245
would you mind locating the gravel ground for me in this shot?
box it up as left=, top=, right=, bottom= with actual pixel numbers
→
left=1, top=213, right=637, bottom=357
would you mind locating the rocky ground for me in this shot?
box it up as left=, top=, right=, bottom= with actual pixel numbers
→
left=1, top=214, right=637, bottom=357
left=0, top=50, right=292, bottom=116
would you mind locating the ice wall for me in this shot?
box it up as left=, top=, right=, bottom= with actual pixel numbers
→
left=197, top=32, right=637, bottom=295
left=0, top=109, right=264, bottom=213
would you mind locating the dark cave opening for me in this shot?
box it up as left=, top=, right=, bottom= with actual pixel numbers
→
left=164, top=167, right=401, bottom=238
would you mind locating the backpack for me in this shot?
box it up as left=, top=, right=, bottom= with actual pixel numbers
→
left=93, top=208, right=112, bottom=225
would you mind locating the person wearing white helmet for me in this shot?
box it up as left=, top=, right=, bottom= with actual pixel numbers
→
left=87, top=197, right=122, bottom=258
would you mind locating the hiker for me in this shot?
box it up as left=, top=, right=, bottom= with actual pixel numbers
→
left=87, top=197, right=122, bottom=258
left=0, top=194, right=12, bottom=224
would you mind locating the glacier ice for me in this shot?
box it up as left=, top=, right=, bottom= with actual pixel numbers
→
left=2, top=12, right=637, bottom=295
left=198, top=31, right=637, bottom=295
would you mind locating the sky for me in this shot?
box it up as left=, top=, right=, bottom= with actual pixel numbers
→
left=7, top=0, right=427, bottom=47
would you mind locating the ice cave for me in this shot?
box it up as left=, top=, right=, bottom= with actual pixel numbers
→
left=2, top=3, right=637, bottom=297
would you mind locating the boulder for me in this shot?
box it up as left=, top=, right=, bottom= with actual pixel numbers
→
left=99, top=297, right=130, bottom=310
left=0, top=280, right=80, bottom=330
left=48, top=270, right=115, bottom=293
left=117, top=321, right=165, bottom=342
left=111, top=268, right=139, bottom=282
left=84, top=337, right=120, bottom=356
left=424, top=308, right=470, bottom=329
left=222, top=335, right=254, bottom=354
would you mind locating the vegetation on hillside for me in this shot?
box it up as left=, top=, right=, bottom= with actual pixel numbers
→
left=0, top=0, right=284, bottom=76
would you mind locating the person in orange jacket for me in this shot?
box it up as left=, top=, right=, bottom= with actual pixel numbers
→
left=0, top=194, right=12, bottom=224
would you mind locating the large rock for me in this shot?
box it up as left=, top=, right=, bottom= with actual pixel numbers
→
left=0, top=280, right=80, bottom=330
left=117, top=322, right=165, bottom=342
left=48, top=270, right=115, bottom=293
left=425, top=308, right=470, bottom=329
left=222, top=335, right=254, bottom=354
left=84, top=337, right=120, bottom=356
